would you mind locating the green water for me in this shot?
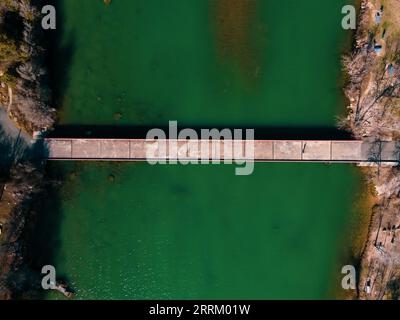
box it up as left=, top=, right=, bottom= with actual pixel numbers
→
left=38, top=0, right=359, bottom=299
left=56, top=0, right=348, bottom=126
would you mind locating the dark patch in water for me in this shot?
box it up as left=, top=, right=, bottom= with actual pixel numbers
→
left=171, top=184, right=190, bottom=196
left=42, top=0, right=76, bottom=111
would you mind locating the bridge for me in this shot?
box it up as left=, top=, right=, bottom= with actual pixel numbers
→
left=44, top=138, right=399, bottom=163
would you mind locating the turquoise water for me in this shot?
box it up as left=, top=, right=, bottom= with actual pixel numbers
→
left=36, top=0, right=358, bottom=299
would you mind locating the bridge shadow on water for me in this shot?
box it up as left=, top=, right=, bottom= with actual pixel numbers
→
left=48, top=124, right=354, bottom=140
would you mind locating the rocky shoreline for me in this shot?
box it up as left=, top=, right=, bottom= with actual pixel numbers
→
left=0, top=0, right=56, bottom=299
left=342, top=0, right=400, bottom=300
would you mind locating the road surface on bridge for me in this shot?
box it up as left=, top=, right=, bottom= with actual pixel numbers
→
left=44, top=138, right=399, bottom=163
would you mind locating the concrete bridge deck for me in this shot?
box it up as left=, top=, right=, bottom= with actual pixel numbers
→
left=44, top=138, right=399, bottom=163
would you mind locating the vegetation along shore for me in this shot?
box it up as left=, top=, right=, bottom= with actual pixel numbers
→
left=0, top=0, right=55, bottom=299
left=0, top=0, right=400, bottom=300
left=341, top=0, right=400, bottom=299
